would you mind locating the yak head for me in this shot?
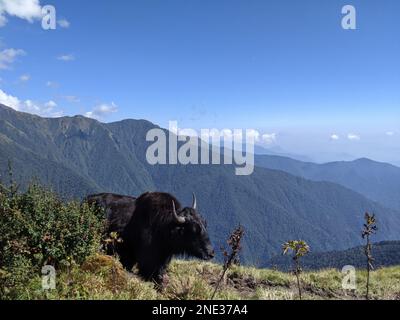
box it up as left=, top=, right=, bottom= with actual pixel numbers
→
left=169, top=194, right=215, bottom=260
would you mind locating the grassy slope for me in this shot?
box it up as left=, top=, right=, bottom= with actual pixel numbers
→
left=19, top=255, right=400, bottom=300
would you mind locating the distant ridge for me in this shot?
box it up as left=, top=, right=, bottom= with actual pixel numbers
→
left=256, top=154, right=400, bottom=211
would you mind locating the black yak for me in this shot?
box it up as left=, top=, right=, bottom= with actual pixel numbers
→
left=86, top=192, right=214, bottom=285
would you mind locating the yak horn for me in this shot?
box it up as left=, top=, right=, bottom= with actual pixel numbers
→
left=172, top=201, right=185, bottom=224
left=192, top=193, right=197, bottom=210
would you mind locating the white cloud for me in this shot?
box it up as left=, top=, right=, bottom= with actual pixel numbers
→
left=0, top=0, right=42, bottom=27
left=0, top=88, right=62, bottom=117
left=219, top=129, right=265, bottom=143
left=247, top=129, right=260, bottom=142
left=19, top=73, right=30, bottom=82
left=0, top=12, right=5, bottom=26
left=261, top=133, right=277, bottom=145
left=330, top=134, right=340, bottom=141
left=23, top=99, right=39, bottom=112
left=386, top=131, right=395, bottom=136
left=220, top=129, right=233, bottom=139
left=347, top=133, right=360, bottom=141
left=0, top=88, right=20, bottom=109
left=44, top=100, right=57, bottom=108
left=57, top=54, right=75, bottom=61
left=0, top=48, right=26, bottom=69
left=213, top=129, right=242, bottom=141
left=46, top=80, right=58, bottom=88
left=57, top=18, right=70, bottom=28
left=62, top=95, right=80, bottom=103
left=85, top=102, right=118, bottom=120
left=23, top=99, right=62, bottom=117
left=179, top=128, right=198, bottom=137
left=204, top=129, right=271, bottom=144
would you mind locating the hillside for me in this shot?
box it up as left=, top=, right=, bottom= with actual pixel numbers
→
left=256, top=155, right=400, bottom=211
left=269, top=241, right=400, bottom=271
left=1, top=183, right=398, bottom=301
left=1, top=103, right=400, bottom=264
left=11, top=255, right=400, bottom=300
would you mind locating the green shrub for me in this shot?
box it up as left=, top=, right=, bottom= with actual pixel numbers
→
left=0, top=182, right=105, bottom=299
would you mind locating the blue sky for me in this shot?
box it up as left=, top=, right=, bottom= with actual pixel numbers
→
left=0, top=0, right=399, bottom=163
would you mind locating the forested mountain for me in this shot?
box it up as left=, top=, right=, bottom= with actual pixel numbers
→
left=256, top=155, right=400, bottom=211
left=1, top=103, right=400, bottom=264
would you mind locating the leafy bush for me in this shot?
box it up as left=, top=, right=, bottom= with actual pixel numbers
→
left=0, top=182, right=105, bottom=299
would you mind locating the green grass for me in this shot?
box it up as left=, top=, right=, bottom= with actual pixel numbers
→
left=8, top=254, right=400, bottom=300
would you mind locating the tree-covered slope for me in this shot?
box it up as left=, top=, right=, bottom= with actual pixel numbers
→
left=256, top=155, right=400, bottom=211
left=1, top=103, right=400, bottom=264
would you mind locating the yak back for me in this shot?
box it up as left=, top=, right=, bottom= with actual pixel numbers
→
left=86, top=193, right=137, bottom=234
left=86, top=192, right=183, bottom=235
left=129, top=192, right=182, bottom=231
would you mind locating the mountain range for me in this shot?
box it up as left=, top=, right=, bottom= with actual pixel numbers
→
left=255, top=155, right=400, bottom=211
left=1, top=103, right=399, bottom=265
left=269, top=241, right=400, bottom=271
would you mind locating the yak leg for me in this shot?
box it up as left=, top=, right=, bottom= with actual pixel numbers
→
left=119, top=252, right=135, bottom=272
left=137, top=256, right=170, bottom=290
left=109, top=243, right=135, bottom=272
left=153, top=266, right=169, bottom=290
